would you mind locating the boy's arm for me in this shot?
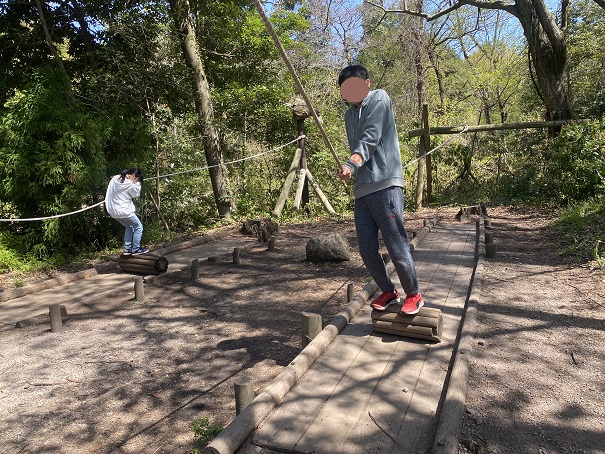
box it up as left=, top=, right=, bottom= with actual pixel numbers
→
left=345, top=99, right=387, bottom=174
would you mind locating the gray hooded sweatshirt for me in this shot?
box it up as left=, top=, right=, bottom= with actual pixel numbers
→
left=105, top=175, right=141, bottom=219
left=343, top=89, right=404, bottom=199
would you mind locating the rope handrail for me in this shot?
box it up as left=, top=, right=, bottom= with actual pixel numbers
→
left=0, top=136, right=303, bottom=222
left=146, top=135, right=304, bottom=181
left=0, top=201, right=106, bottom=222
left=403, top=125, right=469, bottom=169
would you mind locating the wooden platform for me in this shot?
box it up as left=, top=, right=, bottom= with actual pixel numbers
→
left=249, top=222, right=476, bottom=454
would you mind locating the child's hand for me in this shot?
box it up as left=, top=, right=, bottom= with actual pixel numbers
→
left=338, top=166, right=352, bottom=180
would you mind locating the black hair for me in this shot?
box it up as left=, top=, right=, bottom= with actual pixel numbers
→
left=338, top=65, right=370, bottom=86
left=119, top=167, right=144, bottom=183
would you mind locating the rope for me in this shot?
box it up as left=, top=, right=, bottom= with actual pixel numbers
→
left=251, top=0, right=343, bottom=170
left=0, top=201, right=105, bottom=222
left=403, top=125, right=469, bottom=169
left=0, top=136, right=302, bottom=222
left=146, top=135, right=304, bottom=181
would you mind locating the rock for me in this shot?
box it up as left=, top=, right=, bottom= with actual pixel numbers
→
left=306, top=233, right=350, bottom=263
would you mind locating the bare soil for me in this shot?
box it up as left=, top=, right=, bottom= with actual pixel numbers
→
left=460, top=207, right=605, bottom=454
left=0, top=207, right=603, bottom=454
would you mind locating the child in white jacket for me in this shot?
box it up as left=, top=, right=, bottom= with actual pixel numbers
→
left=105, top=168, right=149, bottom=255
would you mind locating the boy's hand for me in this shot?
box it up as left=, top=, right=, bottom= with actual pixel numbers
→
left=338, top=166, right=352, bottom=180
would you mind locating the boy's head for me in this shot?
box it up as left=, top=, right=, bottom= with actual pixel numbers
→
left=338, top=65, right=371, bottom=104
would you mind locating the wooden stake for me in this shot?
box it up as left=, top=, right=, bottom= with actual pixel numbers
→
left=134, top=276, right=144, bottom=302
left=347, top=283, right=354, bottom=303
left=49, top=304, right=63, bottom=332
left=234, top=376, right=255, bottom=416
left=273, top=147, right=302, bottom=217
left=485, top=231, right=494, bottom=244
left=233, top=248, right=240, bottom=264
left=268, top=237, right=275, bottom=251
left=301, top=312, right=323, bottom=348
left=305, top=169, right=335, bottom=215
left=191, top=258, right=199, bottom=280
left=293, top=168, right=307, bottom=211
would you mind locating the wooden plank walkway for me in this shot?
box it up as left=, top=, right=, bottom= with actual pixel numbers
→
left=250, top=222, right=476, bottom=454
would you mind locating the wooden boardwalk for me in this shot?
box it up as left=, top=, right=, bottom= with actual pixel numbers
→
left=247, top=222, right=476, bottom=454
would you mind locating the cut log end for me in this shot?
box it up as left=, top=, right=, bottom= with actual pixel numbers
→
left=372, top=306, right=443, bottom=342
left=118, top=252, right=169, bottom=275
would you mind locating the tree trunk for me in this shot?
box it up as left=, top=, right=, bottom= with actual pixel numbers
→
left=512, top=0, right=571, bottom=120
left=168, top=0, right=233, bottom=220
left=411, top=0, right=427, bottom=208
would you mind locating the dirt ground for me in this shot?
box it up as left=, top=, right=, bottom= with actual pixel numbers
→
left=0, top=207, right=604, bottom=454
left=460, top=208, right=605, bottom=454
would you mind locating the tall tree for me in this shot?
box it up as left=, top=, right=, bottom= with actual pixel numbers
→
left=365, top=0, right=577, bottom=121
left=168, top=0, right=233, bottom=220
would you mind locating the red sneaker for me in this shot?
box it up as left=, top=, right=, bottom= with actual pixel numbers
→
left=370, top=290, right=400, bottom=310
left=401, top=293, right=424, bottom=315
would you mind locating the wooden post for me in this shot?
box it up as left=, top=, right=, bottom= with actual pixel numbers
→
left=191, top=258, right=199, bottom=280
left=234, top=376, right=255, bottom=416
left=485, top=218, right=492, bottom=229
left=301, top=312, right=323, bottom=348
left=297, top=118, right=310, bottom=210
left=134, top=276, right=144, bottom=302
left=423, top=104, right=433, bottom=203
left=49, top=304, right=63, bottom=332
left=305, top=169, right=336, bottom=215
left=486, top=243, right=497, bottom=258
left=475, top=219, right=480, bottom=260
left=268, top=237, right=275, bottom=251
left=273, top=147, right=303, bottom=217
left=347, top=283, right=354, bottom=303
left=233, top=248, right=240, bottom=265
left=485, top=230, right=494, bottom=244
left=415, top=104, right=429, bottom=209
left=293, top=169, right=307, bottom=211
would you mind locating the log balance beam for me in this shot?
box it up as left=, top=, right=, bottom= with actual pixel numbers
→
left=118, top=252, right=169, bottom=276
left=372, top=305, right=443, bottom=342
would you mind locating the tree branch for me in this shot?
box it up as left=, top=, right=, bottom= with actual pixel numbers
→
left=592, top=0, right=605, bottom=10
left=364, top=0, right=517, bottom=22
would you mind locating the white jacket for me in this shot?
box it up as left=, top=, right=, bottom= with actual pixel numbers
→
left=105, top=175, right=141, bottom=219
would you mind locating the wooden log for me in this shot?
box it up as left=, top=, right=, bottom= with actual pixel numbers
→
left=305, top=169, right=336, bottom=215
left=408, top=118, right=591, bottom=137
left=372, top=306, right=443, bottom=342
left=273, top=147, right=302, bottom=217
left=293, top=168, right=306, bottom=211
left=118, top=252, right=168, bottom=275
left=373, top=321, right=442, bottom=343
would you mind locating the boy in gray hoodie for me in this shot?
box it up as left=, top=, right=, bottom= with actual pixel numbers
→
left=337, top=65, right=423, bottom=315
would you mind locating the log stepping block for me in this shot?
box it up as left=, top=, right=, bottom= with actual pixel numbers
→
left=371, top=305, right=443, bottom=342
left=118, top=252, right=169, bottom=275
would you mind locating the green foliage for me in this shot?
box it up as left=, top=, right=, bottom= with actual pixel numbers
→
left=567, top=0, right=605, bottom=118
left=553, top=196, right=605, bottom=266
left=539, top=120, right=605, bottom=203
left=0, top=67, right=110, bottom=255
left=191, top=416, right=222, bottom=452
